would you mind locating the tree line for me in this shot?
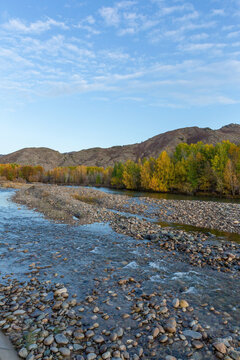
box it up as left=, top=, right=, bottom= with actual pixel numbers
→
left=0, top=141, right=240, bottom=196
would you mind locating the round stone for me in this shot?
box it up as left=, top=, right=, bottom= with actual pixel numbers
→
left=44, top=334, right=54, bottom=346
left=59, top=347, right=71, bottom=357
left=19, top=348, right=28, bottom=359
left=55, top=333, right=69, bottom=345
left=87, top=353, right=97, bottom=360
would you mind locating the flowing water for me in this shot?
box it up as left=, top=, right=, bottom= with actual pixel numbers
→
left=0, top=187, right=240, bottom=347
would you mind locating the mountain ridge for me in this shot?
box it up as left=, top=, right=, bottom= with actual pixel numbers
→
left=1, top=123, right=239, bottom=169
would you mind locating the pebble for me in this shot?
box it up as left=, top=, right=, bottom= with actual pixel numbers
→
left=55, top=333, right=69, bottom=345
left=213, top=342, right=227, bottom=354
left=182, top=330, right=202, bottom=340
left=18, top=348, right=28, bottom=358
left=172, top=298, right=179, bottom=308
left=44, top=334, right=54, bottom=346
left=54, top=287, right=68, bottom=296
left=87, top=353, right=97, bottom=360
left=59, top=347, right=71, bottom=356
left=179, top=299, right=189, bottom=308
left=165, top=318, right=177, bottom=333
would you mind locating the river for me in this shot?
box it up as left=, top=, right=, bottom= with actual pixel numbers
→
left=0, top=187, right=240, bottom=359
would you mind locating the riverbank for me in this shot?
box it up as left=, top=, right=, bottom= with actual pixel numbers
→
left=1, top=274, right=240, bottom=360
left=13, top=184, right=240, bottom=233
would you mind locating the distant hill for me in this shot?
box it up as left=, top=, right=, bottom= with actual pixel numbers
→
left=0, top=123, right=239, bottom=169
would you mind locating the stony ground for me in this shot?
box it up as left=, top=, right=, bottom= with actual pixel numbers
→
left=1, top=274, right=240, bottom=360
left=0, top=184, right=239, bottom=360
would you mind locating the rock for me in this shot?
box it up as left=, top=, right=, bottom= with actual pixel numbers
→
left=74, top=330, right=85, bottom=340
left=19, top=348, right=28, bottom=358
left=213, top=342, right=227, bottom=354
left=110, top=332, right=118, bottom=341
left=192, top=340, right=204, bottom=349
left=55, top=333, right=69, bottom=345
left=182, top=330, right=202, bottom=340
left=86, top=330, right=95, bottom=338
left=229, top=350, right=240, bottom=360
left=44, top=334, right=54, bottom=346
left=59, top=347, right=71, bottom=357
left=165, top=356, right=177, bottom=360
left=93, top=335, right=104, bottom=344
left=26, top=354, right=34, bottom=360
left=13, top=309, right=26, bottom=316
left=165, top=318, right=177, bottom=333
left=159, top=306, right=168, bottom=314
left=152, top=327, right=160, bottom=338
left=159, top=334, right=168, bottom=343
left=179, top=299, right=189, bottom=308
left=73, top=344, right=83, bottom=351
left=116, top=327, right=124, bottom=337
left=54, top=287, right=68, bottom=296
left=102, top=351, right=111, bottom=359
left=172, top=298, right=179, bottom=308
left=87, top=353, right=97, bottom=360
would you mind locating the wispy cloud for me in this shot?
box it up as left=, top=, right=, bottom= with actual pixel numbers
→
left=2, top=18, right=68, bottom=33
left=75, top=16, right=100, bottom=35
left=211, top=9, right=225, bottom=16
left=0, top=1, right=239, bottom=112
left=99, top=7, right=120, bottom=26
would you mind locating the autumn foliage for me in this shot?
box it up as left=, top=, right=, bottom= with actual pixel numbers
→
left=1, top=141, right=240, bottom=196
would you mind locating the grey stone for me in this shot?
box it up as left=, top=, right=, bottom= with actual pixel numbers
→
left=55, top=333, right=69, bottom=345
left=182, top=330, right=202, bottom=340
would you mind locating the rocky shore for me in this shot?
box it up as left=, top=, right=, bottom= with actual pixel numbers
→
left=0, top=184, right=239, bottom=359
left=13, top=185, right=240, bottom=274
left=1, top=274, right=240, bottom=360
left=13, top=184, right=240, bottom=233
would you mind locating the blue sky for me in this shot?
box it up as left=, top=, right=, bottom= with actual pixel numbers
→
left=0, top=0, right=239, bottom=154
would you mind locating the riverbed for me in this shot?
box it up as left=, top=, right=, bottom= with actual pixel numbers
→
left=0, top=187, right=240, bottom=360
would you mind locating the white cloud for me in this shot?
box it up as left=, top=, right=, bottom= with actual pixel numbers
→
left=2, top=18, right=68, bottom=34
left=189, top=33, right=209, bottom=41
left=0, top=3, right=240, bottom=111
left=176, top=11, right=199, bottom=22
left=116, top=1, right=136, bottom=9
left=75, top=16, right=100, bottom=35
left=180, top=43, right=226, bottom=52
left=211, top=9, right=225, bottom=16
left=160, top=4, right=193, bottom=15
left=101, top=50, right=130, bottom=61
left=99, top=7, right=120, bottom=26
left=118, top=27, right=136, bottom=35
left=227, top=30, right=240, bottom=38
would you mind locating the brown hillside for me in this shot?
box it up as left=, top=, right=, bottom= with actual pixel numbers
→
left=0, top=124, right=239, bottom=169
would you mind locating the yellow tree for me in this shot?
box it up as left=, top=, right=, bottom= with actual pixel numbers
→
left=224, top=159, right=239, bottom=195
left=140, top=158, right=156, bottom=190
left=122, top=160, right=141, bottom=190
left=149, top=151, right=174, bottom=192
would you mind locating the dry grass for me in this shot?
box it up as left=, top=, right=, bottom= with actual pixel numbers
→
left=0, top=181, right=30, bottom=189
left=72, top=193, right=101, bottom=205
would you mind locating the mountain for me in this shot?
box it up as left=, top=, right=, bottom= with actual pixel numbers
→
left=0, top=123, right=239, bottom=169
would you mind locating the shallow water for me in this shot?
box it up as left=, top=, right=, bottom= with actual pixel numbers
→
left=0, top=188, right=240, bottom=338
left=159, top=221, right=240, bottom=244
left=89, top=186, right=240, bottom=204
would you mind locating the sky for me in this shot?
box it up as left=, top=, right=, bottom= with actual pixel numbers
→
left=0, top=0, right=240, bottom=154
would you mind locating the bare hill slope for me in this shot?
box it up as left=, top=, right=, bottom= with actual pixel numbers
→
left=1, top=123, right=239, bottom=169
